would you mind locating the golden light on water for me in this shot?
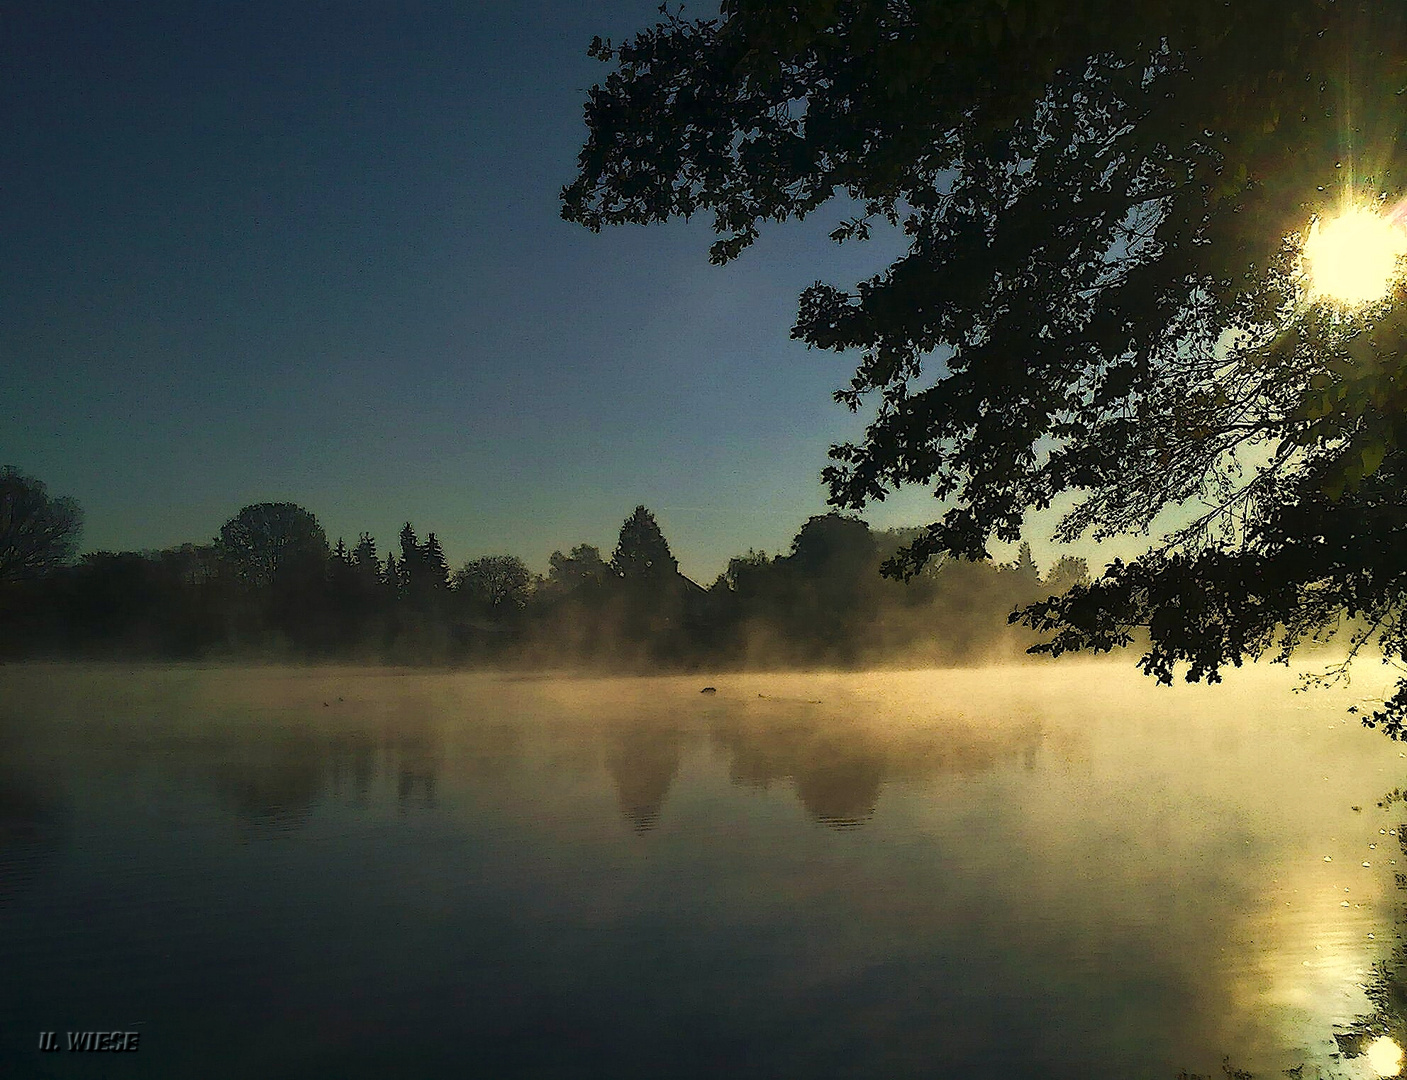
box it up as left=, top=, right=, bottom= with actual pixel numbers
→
left=1367, top=1036, right=1404, bottom=1077
left=1303, top=205, right=1407, bottom=305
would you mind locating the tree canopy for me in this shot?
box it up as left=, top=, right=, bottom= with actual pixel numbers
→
left=564, top=1, right=1407, bottom=731
left=216, top=503, right=328, bottom=589
left=613, top=505, right=679, bottom=582
left=0, top=466, right=82, bottom=582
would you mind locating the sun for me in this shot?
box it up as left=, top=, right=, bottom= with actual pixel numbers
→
left=1303, top=205, right=1407, bottom=306
left=1367, top=1035, right=1404, bottom=1078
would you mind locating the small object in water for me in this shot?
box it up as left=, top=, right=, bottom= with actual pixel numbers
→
left=1353, top=806, right=1362, bottom=812
left=700, top=686, right=717, bottom=694
left=1325, top=856, right=1333, bottom=862
left=323, top=702, right=330, bottom=707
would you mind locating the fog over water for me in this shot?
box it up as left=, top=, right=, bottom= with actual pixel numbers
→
left=2, top=661, right=1405, bottom=1078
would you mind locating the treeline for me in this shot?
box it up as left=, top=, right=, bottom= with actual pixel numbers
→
left=0, top=470, right=1090, bottom=667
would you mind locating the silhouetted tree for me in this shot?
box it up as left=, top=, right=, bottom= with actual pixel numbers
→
left=788, top=514, right=877, bottom=580
left=215, top=503, right=328, bottom=589
left=778, top=514, right=881, bottom=661
left=566, top=3, right=1407, bottom=729
left=398, top=523, right=425, bottom=597
left=455, top=555, right=532, bottom=615
left=0, top=467, right=82, bottom=582
left=1043, top=556, right=1091, bottom=597
left=383, top=551, right=401, bottom=594
left=352, top=533, right=379, bottom=581
left=422, top=533, right=450, bottom=593
left=547, top=543, right=611, bottom=591
left=1011, top=542, right=1039, bottom=587
left=612, top=505, right=677, bottom=582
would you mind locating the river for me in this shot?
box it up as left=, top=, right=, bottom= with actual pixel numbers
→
left=1, top=661, right=1403, bottom=1078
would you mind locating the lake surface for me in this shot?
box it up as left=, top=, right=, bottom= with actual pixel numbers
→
left=3, top=662, right=1406, bottom=1079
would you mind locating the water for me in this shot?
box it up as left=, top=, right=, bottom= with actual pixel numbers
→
left=2, top=661, right=1405, bottom=1079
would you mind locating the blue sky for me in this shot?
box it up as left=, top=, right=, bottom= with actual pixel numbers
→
left=2, top=1, right=1121, bottom=582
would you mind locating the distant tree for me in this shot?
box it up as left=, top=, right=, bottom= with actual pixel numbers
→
left=455, top=555, right=533, bottom=614
left=1011, top=541, right=1040, bottom=586
left=612, top=506, right=678, bottom=583
left=1043, top=556, right=1092, bottom=597
left=398, top=523, right=425, bottom=595
left=352, top=533, right=380, bottom=582
left=787, top=513, right=877, bottom=579
left=548, top=543, right=612, bottom=591
left=215, top=503, right=328, bottom=589
left=421, top=533, right=451, bottom=592
left=0, top=467, right=82, bottom=582
left=722, top=549, right=771, bottom=594
left=328, top=537, right=356, bottom=590
left=383, top=551, right=401, bottom=594
left=156, top=542, right=219, bottom=587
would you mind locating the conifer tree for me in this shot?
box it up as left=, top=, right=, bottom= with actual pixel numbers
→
left=383, top=551, right=401, bottom=595
left=353, top=533, right=380, bottom=583
left=612, top=506, right=678, bottom=583
left=398, top=523, right=423, bottom=595
left=422, top=533, right=450, bottom=592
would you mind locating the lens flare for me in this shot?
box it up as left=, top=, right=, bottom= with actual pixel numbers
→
left=1367, top=1036, right=1404, bottom=1077
left=1304, top=206, right=1407, bottom=306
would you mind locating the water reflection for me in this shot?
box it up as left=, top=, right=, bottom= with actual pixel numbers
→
left=4, top=663, right=1406, bottom=1080
left=204, top=731, right=326, bottom=829
left=709, top=698, right=1047, bottom=829
left=604, top=723, right=680, bottom=832
left=1334, top=823, right=1407, bottom=1075
left=0, top=773, right=61, bottom=908
left=0, top=703, right=64, bottom=910
left=1368, top=1035, right=1404, bottom=1076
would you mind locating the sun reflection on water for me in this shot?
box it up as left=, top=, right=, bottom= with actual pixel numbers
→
left=1367, top=1035, right=1404, bottom=1077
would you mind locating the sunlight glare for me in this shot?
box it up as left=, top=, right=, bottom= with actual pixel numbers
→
left=1367, top=1036, right=1404, bottom=1077
left=1304, top=206, right=1407, bottom=306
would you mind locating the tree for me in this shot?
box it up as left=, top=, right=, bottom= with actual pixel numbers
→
left=548, top=543, right=612, bottom=591
left=565, top=3, right=1407, bottom=731
left=352, top=533, right=381, bottom=584
left=383, top=551, right=401, bottom=594
left=397, top=523, right=424, bottom=594
left=215, top=503, right=328, bottom=588
left=788, top=513, right=877, bottom=580
left=1010, top=542, right=1040, bottom=588
left=421, top=533, right=450, bottom=593
left=720, top=548, right=771, bottom=595
left=455, top=555, right=533, bottom=614
left=1043, top=556, right=1092, bottom=598
left=612, top=505, right=678, bottom=583
left=0, top=467, right=82, bottom=582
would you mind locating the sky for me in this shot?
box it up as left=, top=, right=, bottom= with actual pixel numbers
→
left=1, top=1, right=1142, bottom=583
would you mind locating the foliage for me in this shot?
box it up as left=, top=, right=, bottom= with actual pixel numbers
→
left=422, top=533, right=451, bottom=593
left=0, top=466, right=82, bottom=582
left=215, top=503, right=328, bottom=589
left=564, top=1, right=1407, bottom=727
left=455, top=555, right=533, bottom=614
left=612, top=505, right=678, bottom=582
left=2, top=471, right=1090, bottom=667
left=383, top=551, right=401, bottom=593
left=397, top=523, right=423, bottom=596
left=548, top=544, right=612, bottom=591
left=352, top=533, right=381, bottom=583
